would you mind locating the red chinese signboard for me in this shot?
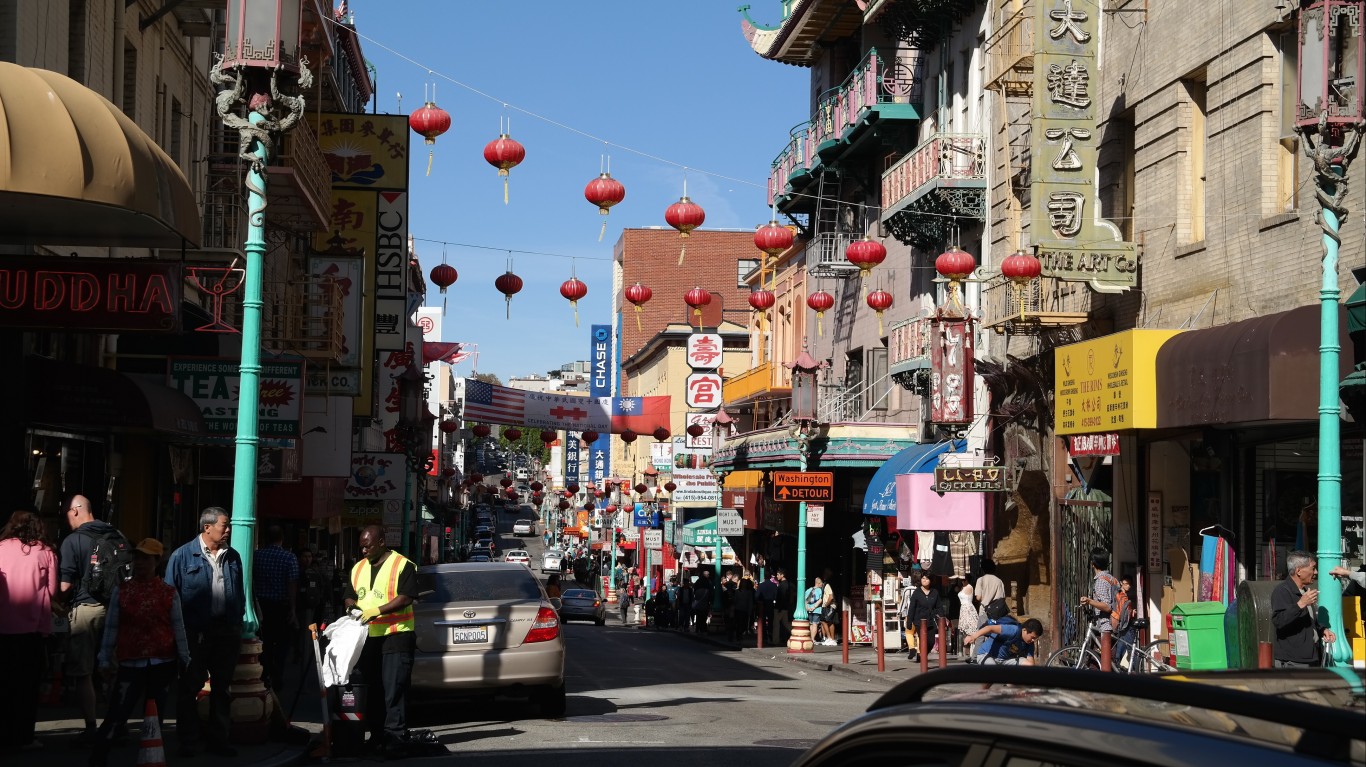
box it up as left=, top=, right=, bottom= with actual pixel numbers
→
left=929, top=317, right=974, bottom=424
left=0, top=258, right=181, bottom=332
left=1069, top=433, right=1121, bottom=456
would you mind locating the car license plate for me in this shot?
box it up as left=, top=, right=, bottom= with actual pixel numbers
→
left=451, top=626, right=488, bottom=643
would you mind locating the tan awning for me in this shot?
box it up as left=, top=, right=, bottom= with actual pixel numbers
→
left=0, top=62, right=200, bottom=248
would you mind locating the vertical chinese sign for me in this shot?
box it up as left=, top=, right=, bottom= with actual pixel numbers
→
left=930, top=318, right=974, bottom=424
left=685, top=332, right=724, bottom=450
left=1031, top=0, right=1136, bottom=292
left=311, top=113, right=411, bottom=418
left=589, top=324, right=612, bottom=488
left=564, top=434, right=582, bottom=488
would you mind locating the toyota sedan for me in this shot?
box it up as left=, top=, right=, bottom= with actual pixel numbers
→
left=412, top=562, right=566, bottom=716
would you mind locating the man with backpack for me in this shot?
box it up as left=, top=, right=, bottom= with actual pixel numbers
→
left=58, top=494, right=133, bottom=744
left=1081, top=548, right=1131, bottom=666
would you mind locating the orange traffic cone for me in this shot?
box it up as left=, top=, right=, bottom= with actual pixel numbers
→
left=137, top=698, right=166, bottom=767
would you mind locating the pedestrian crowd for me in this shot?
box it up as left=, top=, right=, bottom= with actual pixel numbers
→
left=0, top=496, right=345, bottom=758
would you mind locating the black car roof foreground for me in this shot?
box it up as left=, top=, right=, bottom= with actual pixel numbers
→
left=871, top=666, right=1364, bottom=761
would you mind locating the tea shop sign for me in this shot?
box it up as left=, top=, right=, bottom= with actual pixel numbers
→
left=0, top=258, right=182, bottom=332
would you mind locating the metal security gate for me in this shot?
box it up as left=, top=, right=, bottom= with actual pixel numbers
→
left=1059, top=492, right=1112, bottom=645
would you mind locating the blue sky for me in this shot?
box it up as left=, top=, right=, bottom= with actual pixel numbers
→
left=352, top=1, right=807, bottom=382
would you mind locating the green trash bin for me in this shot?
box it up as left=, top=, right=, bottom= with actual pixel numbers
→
left=1171, top=601, right=1229, bottom=670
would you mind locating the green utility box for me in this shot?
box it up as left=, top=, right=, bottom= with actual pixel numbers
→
left=1171, top=601, right=1230, bottom=670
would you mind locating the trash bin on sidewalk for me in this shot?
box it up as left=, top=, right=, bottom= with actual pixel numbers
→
left=1171, top=601, right=1229, bottom=670
left=327, top=683, right=367, bottom=756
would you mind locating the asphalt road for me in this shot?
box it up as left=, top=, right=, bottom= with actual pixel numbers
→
left=398, top=502, right=887, bottom=765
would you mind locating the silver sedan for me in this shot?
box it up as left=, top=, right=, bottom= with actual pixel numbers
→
left=412, top=562, right=566, bottom=716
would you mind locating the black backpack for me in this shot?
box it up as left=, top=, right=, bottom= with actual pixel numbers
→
left=79, top=528, right=135, bottom=605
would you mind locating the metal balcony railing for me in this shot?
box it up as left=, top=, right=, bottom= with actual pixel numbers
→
left=888, top=316, right=934, bottom=368
left=985, top=3, right=1036, bottom=96
left=805, top=231, right=859, bottom=278
left=881, top=132, right=987, bottom=213
left=981, top=272, right=1092, bottom=334
left=769, top=47, right=925, bottom=206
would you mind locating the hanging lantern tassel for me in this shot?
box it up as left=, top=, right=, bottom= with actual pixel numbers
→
left=426, top=149, right=434, bottom=177
left=817, top=310, right=824, bottom=337
left=877, top=308, right=884, bottom=335
left=634, top=304, right=643, bottom=331
left=501, top=169, right=510, bottom=205
left=599, top=219, right=608, bottom=243
left=571, top=299, right=579, bottom=326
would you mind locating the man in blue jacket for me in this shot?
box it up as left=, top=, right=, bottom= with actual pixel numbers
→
left=165, top=507, right=245, bottom=757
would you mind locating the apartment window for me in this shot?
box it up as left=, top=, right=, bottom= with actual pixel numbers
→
left=1276, top=32, right=1300, bottom=213
left=866, top=346, right=889, bottom=412
left=170, top=97, right=184, bottom=168
left=737, top=258, right=759, bottom=287
left=68, top=0, right=87, bottom=81
left=1183, top=74, right=1207, bottom=242
left=122, top=42, right=137, bottom=118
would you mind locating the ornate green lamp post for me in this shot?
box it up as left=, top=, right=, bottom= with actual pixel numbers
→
left=1295, top=0, right=1364, bottom=666
left=214, top=0, right=312, bottom=635
left=786, top=351, right=824, bottom=653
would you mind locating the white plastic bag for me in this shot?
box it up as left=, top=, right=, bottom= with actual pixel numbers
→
left=320, top=613, right=369, bottom=688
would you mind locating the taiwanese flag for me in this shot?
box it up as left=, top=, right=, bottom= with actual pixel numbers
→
left=610, top=396, right=670, bottom=434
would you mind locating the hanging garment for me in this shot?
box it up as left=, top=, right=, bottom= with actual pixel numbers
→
left=948, top=531, right=975, bottom=579
left=916, top=531, right=934, bottom=562
left=930, top=531, right=954, bottom=576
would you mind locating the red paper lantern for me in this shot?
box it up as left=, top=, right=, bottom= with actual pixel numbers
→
left=439, top=420, right=459, bottom=434
left=1000, top=248, right=1042, bottom=321
left=558, top=500, right=570, bottom=511
left=430, top=264, right=458, bottom=294
left=686, top=423, right=705, bottom=438
left=472, top=425, right=491, bottom=439
left=483, top=133, right=526, bottom=204
left=441, top=467, right=456, bottom=478
left=500, top=477, right=513, bottom=488
left=663, top=480, right=677, bottom=493
left=935, top=246, right=976, bottom=281
left=652, top=427, right=670, bottom=442
left=585, top=172, right=627, bottom=241
left=581, top=430, right=600, bottom=444
left=567, top=482, right=580, bottom=494
left=530, top=481, right=544, bottom=493
left=845, top=236, right=888, bottom=293
left=623, top=282, right=653, bottom=331
left=559, top=277, right=588, bottom=326
left=494, top=271, right=523, bottom=318
left=1000, top=248, right=1042, bottom=284
left=470, top=472, right=484, bottom=483
left=408, top=100, right=451, bottom=176
left=593, top=488, right=604, bottom=498
left=539, top=430, right=558, bottom=444
left=505, top=487, right=519, bottom=498
left=504, top=427, right=522, bottom=441
left=866, top=288, right=894, bottom=334
left=620, top=430, right=637, bottom=444
left=753, top=220, right=794, bottom=258
left=664, top=196, right=705, bottom=265
left=634, top=483, right=648, bottom=495
left=807, top=290, right=835, bottom=337
left=684, top=287, right=711, bottom=328
left=584, top=501, right=596, bottom=512
left=605, top=504, right=617, bottom=514
left=748, top=288, right=776, bottom=312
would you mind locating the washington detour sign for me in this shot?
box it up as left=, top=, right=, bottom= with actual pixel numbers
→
left=771, top=471, right=834, bottom=503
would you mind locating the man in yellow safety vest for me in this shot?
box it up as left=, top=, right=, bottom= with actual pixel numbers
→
left=343, top=525, right=417, bottom=755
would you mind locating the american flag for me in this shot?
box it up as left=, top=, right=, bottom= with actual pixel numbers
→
left=463, top=379, right=525, bottom=424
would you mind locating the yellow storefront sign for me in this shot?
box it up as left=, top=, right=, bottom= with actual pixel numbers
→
left=1055, top=329, right=1181, bottom=435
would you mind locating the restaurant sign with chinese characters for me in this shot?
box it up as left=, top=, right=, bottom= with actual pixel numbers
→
left=933, top=465, right=1009, bottom=493
left=1030, top=0, right=1136, bottom=292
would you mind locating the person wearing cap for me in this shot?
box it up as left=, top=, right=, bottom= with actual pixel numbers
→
left=89, top=538, right=190, bottom=767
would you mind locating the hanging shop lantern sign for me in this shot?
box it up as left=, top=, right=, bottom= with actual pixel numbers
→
left=929, top=316, right=974, bottom=425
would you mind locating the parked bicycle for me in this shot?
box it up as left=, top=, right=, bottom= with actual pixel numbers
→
left=1046, top=617, right=1175, bottom=673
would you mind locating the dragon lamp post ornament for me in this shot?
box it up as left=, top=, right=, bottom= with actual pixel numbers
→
left=210, top=54, right=313, bottom=172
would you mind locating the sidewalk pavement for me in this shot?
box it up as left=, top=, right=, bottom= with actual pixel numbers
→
left=21, top=659, right=323, bottom=767
left=612, top=605, right=963, bottom=686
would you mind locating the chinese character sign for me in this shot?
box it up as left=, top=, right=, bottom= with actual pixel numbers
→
left=685, top=373, right=723, bottom=409
left=686, top=333, right=723, bottom=369
left=1030, top=0, right=1136, bottom=291
left=929, top=317, right=974, bottom=424
left=564, top=434, right=581, bottom=483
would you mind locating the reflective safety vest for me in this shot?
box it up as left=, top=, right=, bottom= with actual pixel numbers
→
left=351, top=551, right=415, bottom=638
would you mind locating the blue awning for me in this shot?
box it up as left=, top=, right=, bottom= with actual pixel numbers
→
left=862, top=439, right=965, bottom=517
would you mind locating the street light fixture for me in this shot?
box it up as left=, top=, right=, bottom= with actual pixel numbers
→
left=1296, top=0, right=1365, bottom=667
left=213, top=0, right=312, bottom=637
left=787, top=350, right=824, bottom=654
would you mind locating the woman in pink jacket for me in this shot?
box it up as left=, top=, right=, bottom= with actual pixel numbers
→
left=0, top=510, right=60, bottom=750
